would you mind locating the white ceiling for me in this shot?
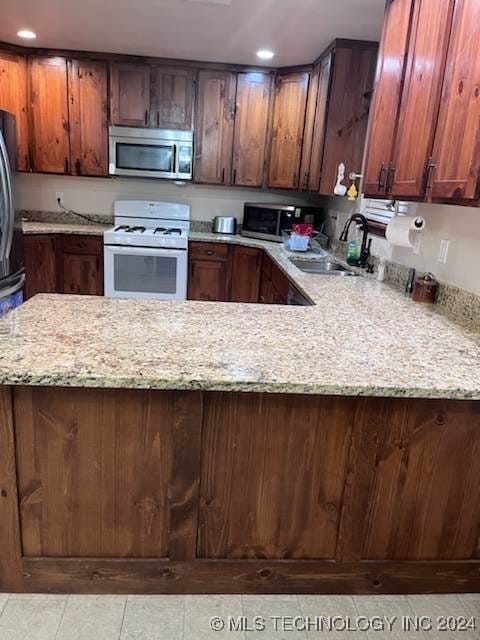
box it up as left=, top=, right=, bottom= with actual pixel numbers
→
left=0, top=0, right=384, bottom=67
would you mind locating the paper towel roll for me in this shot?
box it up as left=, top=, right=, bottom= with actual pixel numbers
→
left=385, top=215, right=426, bottom=248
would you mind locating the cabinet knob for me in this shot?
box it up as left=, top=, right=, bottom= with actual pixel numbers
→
left=205, top=250, right=214, bottom=256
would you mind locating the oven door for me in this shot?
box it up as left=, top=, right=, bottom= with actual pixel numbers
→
left=104, top=245, right=187, bottom=300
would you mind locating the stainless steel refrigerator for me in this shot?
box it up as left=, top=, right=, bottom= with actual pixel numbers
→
left=0, top=109, right=24, bottom=317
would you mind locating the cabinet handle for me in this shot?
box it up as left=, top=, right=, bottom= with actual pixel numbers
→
left=233, top=169, right=237, bottom=185
left=75, top=158, right=82, bottom=175
left=156, top=111, right=160, bottom=128
left=144, top=109, right=149, bottom=126
left=221, top=168, right=225, bottom=183
left=25, top=155, right=30, bottom=172
left=303, top=172, right=309, bottom=189
left=205, top=250, right=214, bottom=256
left=64, top=157, right=70, bottom=174
left=377, top=163, right=386, bottom=192
left=424, top=157, right=437, bottom=193
left=293, top=172, right=298, bottom=186
left=386, top=165, right=396, bottom=193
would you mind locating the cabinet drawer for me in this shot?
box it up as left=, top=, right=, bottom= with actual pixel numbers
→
left=61, top=234, right=103, bottom=255
left=189, top=242, right=230, bottom=262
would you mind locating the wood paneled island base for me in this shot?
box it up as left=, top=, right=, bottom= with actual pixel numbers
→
left=1, top=386, right=479, bottom=594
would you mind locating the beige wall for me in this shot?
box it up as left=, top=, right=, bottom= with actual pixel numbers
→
left=326, top=196, right=480, bottom=296
left=15, top=173, right=322, bottom=222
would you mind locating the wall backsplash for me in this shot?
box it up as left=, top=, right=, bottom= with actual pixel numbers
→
left=15, top=173, right=322, bottom=223
left=325, top=196, right=480, bottom=297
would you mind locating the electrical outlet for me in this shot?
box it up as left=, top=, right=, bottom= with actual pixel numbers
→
left=55, top=192, right=64, bottom=206
left=438, top=239, right=450, bottom=264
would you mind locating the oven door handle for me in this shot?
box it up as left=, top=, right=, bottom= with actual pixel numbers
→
left=104, top=245, right=187, bottom=258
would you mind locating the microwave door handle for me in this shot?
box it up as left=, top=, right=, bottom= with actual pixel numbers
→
left=172, top=144, right=177, bottom=176
left=275, top=212, right=281, bottom=236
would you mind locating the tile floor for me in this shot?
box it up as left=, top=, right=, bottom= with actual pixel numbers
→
left=0, top=593, right=477, bottom=639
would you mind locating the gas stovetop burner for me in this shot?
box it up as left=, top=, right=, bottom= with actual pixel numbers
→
left=153, top=227, right=183, bottom=235
left=114, top=225, right=146, bottom=233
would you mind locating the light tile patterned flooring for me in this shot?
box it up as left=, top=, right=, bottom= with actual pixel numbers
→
left=0, top=593, right=477, bottom=639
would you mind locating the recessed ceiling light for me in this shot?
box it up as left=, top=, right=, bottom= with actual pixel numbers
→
left=17, top=29, right=37, bottom=40
left=257, top=49, right=275, bottom=61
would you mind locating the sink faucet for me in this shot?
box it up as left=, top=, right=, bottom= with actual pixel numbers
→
left=339, top=213, right=372, bottom=268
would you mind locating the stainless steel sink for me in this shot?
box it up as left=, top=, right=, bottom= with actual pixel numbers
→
left=290, top=258, right=358, bottom=276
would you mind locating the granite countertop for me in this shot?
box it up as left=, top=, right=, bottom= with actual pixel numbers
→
left=22, top=221, right=110, bottom=236
left=1, top=228, right=480, bottom=398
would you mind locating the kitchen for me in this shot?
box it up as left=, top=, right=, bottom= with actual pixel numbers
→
left=0, top=0, right=479, bottom=638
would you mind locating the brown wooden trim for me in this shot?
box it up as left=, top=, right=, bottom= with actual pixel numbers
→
left=169, top=392, right=203, bottom=561
left=21, top=557, right=480, bottom=594
left=0, top=387, right=24, bottom=592
left=0, top=40, right=275, bottom=74
left=313, top=38, right=379, bottom=66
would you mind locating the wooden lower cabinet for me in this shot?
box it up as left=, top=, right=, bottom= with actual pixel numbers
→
left=188, top=242, right=288, bottom=305
left=24, top=233, right=104, bottom=298
left=188, top=259, right=230, bottom=302
left=23, top=235, right=59, bottom=299
left=1, top=386, right=480, bottom=594
left=230, top=246, right=263, bottom=303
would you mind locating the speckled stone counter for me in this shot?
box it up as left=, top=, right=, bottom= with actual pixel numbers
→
left=1, top=226, right=480, bottom=397
left=22, top=221, right=110, bottom=236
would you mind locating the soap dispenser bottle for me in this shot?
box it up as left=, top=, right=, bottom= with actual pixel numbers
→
left=346, top=224, right=360, bottom=265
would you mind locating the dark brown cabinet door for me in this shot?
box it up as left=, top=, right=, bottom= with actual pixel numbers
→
left=232, top=72, right=272, bottom=187
left=363, top=0, right=413, bottom=197
left=194, top=70, right=236, bottom=184
left=28, top=56, right=70, bottom=174
left=62, top=253, right=104, bottom=295
left=230, top=246, right=263, bottom=303
left=319, top=45, right=377, bottom=196
left=110, top=63, right=151, bottom=127
left=0, top=51, right=29, bottom=171
left=151, top=66, right=194, bottom=130
left=24, top=235, right=59, bottom=299
left=390, top=0, right=454, bottom=198
left=60, top=235, right=104, bottom=295
left=68, top=60, right=108, bottom=177
left=429, top=0, right=480, bottom=201
left=300, top=54, right=332, bottom=192
left=187, top=259, right=230, bottom=301
left=268, top=72, right=309, bottom=189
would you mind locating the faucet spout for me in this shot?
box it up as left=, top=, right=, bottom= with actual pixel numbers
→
left=338, top=214, right=371, bottom=268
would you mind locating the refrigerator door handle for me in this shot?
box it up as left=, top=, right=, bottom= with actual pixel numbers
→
left=0, top=131, right=13, bottom=263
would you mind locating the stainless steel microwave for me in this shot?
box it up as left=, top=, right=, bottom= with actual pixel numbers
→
left=109, top=127, right=193, bottom=180
left=241, top=203, right=322, bottom=242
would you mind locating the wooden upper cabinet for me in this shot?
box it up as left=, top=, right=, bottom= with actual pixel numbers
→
left=232, top=72, right=272, bottom=187
left=429, top=0, right=480, bottom=201
left=68, top=60, right=108, bottom=177
left=390, top=0, right=454, bottom=198
left=110, top=63, right=151, bottom=127
left=194, top=70, right=236, bottom=185
left=268, top=72, right=309, bottom=189
left=151, top=66, right=194, bottom=130
left=363, top=0, right=413, bottom=197
left=319, top=45, right=377, bottom=196
left=300, top=55, right=332, bottom=192
left=0, top=51, right=29, bottom=171
left=28, top=56, right=70, bottom=174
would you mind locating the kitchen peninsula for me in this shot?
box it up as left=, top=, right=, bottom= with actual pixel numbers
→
left=0, top=243, right=479, bottom=596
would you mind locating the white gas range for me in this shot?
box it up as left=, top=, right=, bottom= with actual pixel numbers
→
left=104, top=200, right=190, bottom=300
